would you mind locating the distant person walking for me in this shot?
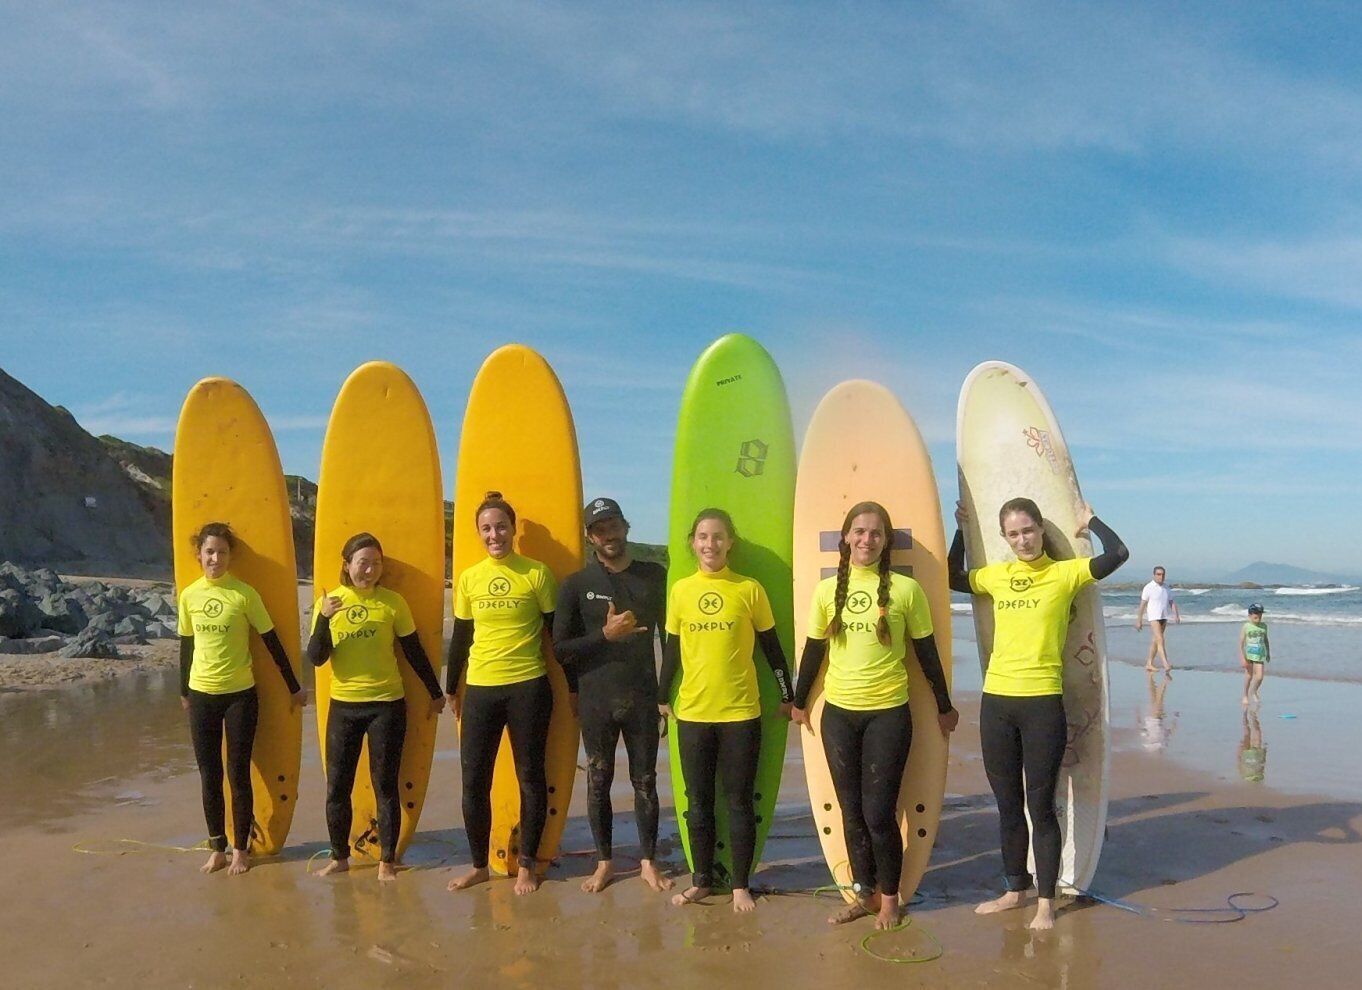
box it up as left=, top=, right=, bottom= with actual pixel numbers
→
left=1240, top=604, right=1270, bottom=705
left=1136, top=566, right=1179, bottom=674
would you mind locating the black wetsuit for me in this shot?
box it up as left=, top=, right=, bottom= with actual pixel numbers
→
left=445, top=614, right=556, bottom=872
left=657, top=627, right=793, bottom=891
left=308, top=618, right=442, bottom=863
left=948, top=516, right=1128, bottom=898
left=792, top=631, right=953, bottom=899
left=553, top=557, right=667, bottom=862
left=180, top=630, right=299, bottom=852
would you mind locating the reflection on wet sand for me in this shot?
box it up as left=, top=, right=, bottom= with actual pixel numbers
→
left=0, top=667, right=190, bottom=830
left=996, top=912, right=1099, bottom=988
left=1238, top=708, right=1267, bottom=783
left=1138, top=670, right=1177, bottom=753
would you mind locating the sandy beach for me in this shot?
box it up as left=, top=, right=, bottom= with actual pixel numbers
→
left=2, top=631, right=1357, bottom=988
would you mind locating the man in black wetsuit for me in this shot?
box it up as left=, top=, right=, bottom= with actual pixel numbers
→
left=553, top=497, right=673, bottom=893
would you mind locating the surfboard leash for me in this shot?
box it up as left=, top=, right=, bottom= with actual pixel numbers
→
left=73, top=837, right=219, bottom=855
left=1075, top=889, right=1279, bottom=923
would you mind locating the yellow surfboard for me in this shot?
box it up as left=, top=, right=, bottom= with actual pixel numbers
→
left=172, top=377, right=301, bottom=856
left=452, top=344, right=581, bottom=877
left=793, top=379, right=952, bottom=902
left=313, top=361, right=445, bottom=862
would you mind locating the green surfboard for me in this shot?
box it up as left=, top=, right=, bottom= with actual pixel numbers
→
left=667, top=333, right=795, bottom=890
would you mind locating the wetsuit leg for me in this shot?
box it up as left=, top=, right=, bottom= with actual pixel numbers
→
left=1018, top=695, right=1067, bottom=899
left=676, top=719, right=720, bottom=888
left=187, top=689, right=229, bottom=853
left=822, top=701, right=913, bottom=896
left=325, top=700, right=371, bottom=860
left=222, top=687, right=259, bottom=851
left=861, top=702, right=911, bottom=898
left=979, top=692, right=1033, bottom=893
left=621, top=698, right=661, bottom=861
left=716, top=717, right=762, bottom=890
left=504, top=676, right=554, bottom=870
left=820, top=702, right=872, bottom=892
left=579, top=695, right=624, bottom=861
left=366, top=699, right=408, bottom=864
left=460, top=684, right=510, bottom=870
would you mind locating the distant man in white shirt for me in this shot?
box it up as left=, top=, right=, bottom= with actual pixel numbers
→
left=1136, top=566, right=1180, bottom=674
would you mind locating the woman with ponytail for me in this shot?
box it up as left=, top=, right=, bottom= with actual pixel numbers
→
left=790, top=502, right=957, bottom=929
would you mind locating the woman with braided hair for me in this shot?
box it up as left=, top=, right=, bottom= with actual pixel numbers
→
left=791, top=502, right=957, bottom=929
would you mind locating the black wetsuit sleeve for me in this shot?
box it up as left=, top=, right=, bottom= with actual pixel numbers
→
left=755, top=628, right=794, bottom=705
left=911, top=634, right=954, bottom=715
left=179, top=635, right=194, bottom=697
left=261, top=629, right=302, bottom=694
left=307, top=613, right=333, bottom=667
left=397, top=632, right=443, bottom=700
left=658, top=633, right=681, bottom=705
left=551, top=578, right=606, bottom=665
left=445, top=617, right=474, bottom=695
left=948, top=530, right=973, bottom=594
left=542, top=611, right=576, bottom=692
left=1086, top=516, right=1129, bottom=581
left=793, top=637, right=828, bottom=709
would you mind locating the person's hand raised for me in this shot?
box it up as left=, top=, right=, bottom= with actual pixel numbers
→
left=602, top=601, right=649, bottom=643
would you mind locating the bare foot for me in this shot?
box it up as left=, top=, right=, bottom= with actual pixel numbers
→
left=671, top=885, right=711, bottom=907
left=227, top=849, right=250, bottom=876
left=448, top=866, right=489, bottom=891
left=513, top=866, right=541, bottom=895
left=200, top=851, right=228, bottom=875
left=1028, top=897, right=1056, bottom=931
left=732, top=888, right=757, bottom=913
left=975, top=890, right=1030, bottom=915
left=377, top=862, right=397, bottom=884
left=1242, top=696, right=1250, bottom=705
left=640, top=859, right=673, bottom=892
left=875, top=894, right=902, bottom=930
left=828, top=897, right=874, bottom=926
left=1144, top=665, right=1156, bottom=672
left=581, top=860, right=614, bottom=893
left=316, top=857, right=349, bottom=878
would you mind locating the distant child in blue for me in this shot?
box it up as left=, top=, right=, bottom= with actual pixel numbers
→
left=1239, top=604, right=1269, bottom=705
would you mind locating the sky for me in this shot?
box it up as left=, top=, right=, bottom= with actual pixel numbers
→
left=3, top=1, right=1361, bottom=581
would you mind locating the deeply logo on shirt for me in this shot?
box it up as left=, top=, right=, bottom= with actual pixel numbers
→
left=698, top=591, right=724, bottom=615
left=735, top=439, right=768, bottom=478
left=1009, top=576, right=1034, bottom=593
left=586, top=591, right=613, bottom=602
left=201, top=599, right=225, bottom=619
left=345, top=604, right=369, bottom=625
left=489, top=577, right=512, bottom=597
left=847, top=590, right=873, bottom=614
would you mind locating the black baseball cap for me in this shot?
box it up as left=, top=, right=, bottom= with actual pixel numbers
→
left=1248, top=603, right=1264, bottom=614
left=585, top=497, right=625, bottom=528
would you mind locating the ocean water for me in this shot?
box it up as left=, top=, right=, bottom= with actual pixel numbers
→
left=951, top=585, right=1362, bottom=684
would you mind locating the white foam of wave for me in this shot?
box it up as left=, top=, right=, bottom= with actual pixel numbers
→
left=1099, top=603, right=1362, bottom=626
left=1181, top=588, right=1212, bottom=595
left=950, top=603, right=972, bottom=614
left=1274, top=585, right=1359, bottom=596
left=1209, top=603, right=1362, bottom=625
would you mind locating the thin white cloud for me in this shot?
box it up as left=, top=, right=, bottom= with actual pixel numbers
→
left=1168, top=234, right=1362, bottom=311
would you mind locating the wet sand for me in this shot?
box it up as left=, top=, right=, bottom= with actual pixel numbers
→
left=2, top=642, right=1359, bottom=987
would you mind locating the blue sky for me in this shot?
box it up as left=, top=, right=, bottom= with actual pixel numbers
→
left=3, top=2, right=1360, bottom=580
